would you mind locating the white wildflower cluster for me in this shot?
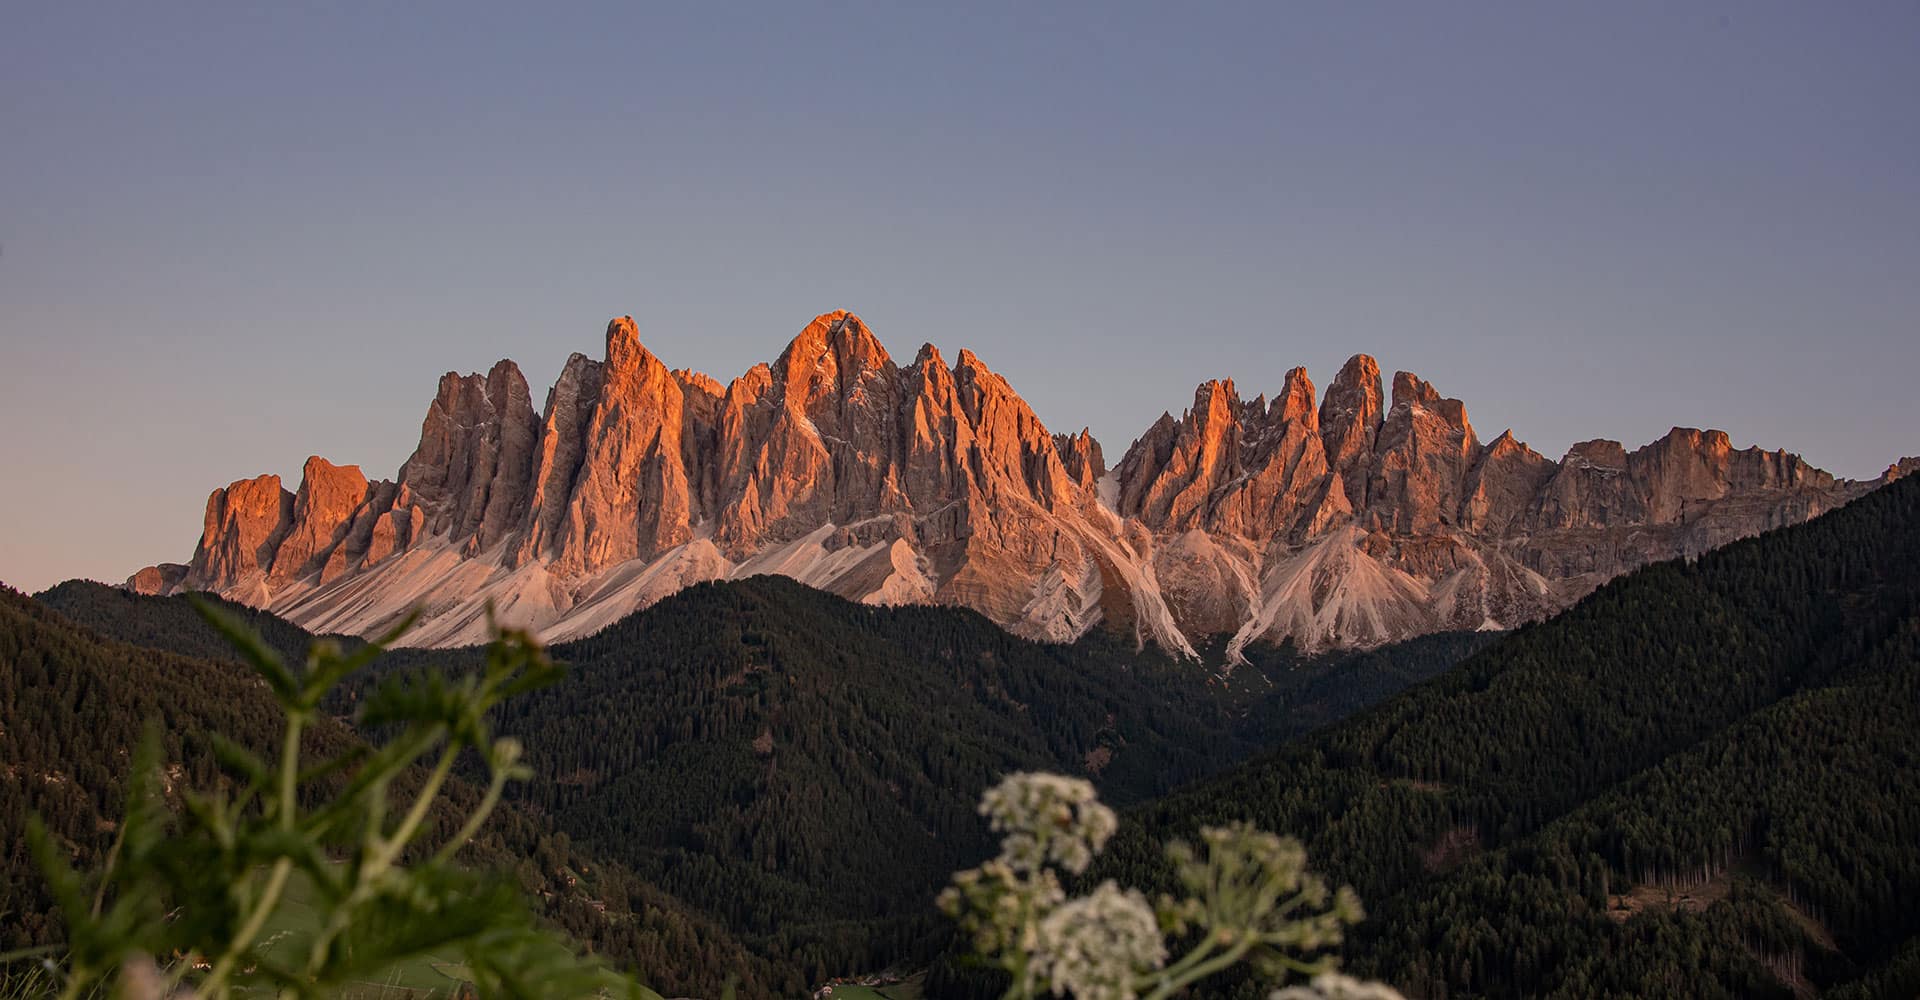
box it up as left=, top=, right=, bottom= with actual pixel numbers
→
left=941, top=773, right=1117, bottom=996
left=942, top=772, right=1401, bottom=1000
left=1166, top=821, right=1364, bottom=976
left=980, top=771, right=1118, bottom=875
left=938, top=859, right=1065, bottom=961
left=1033, top=881, right=1167, bottom=1000
left=1271, top=972, right=1408, bottom=1000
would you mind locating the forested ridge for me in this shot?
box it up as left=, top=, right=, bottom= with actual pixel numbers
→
left=32, top=580, right=342, bottom=666
left=27, top=576, right=1482, bottom=993
left=992, top=473, right=1920, bottom=1000
left=0, top=586, right=777, bottom=999
left=378, top=578, right=1251, bottom=983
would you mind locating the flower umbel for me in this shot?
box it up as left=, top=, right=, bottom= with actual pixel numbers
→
left=1159, top=822, right=1365, bottom=983
left=1033, top=881, right=1166, bottom=1000
left=942, top=772, right=1402, bottom=1000
left=980, top=772, right=1118, bottom=875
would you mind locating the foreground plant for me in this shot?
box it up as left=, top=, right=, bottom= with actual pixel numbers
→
left=938, top=773, right=1402, bottom=1000
left=29, top=600, right=656, bottom=1000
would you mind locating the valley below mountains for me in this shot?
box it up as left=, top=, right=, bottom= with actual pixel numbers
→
left=131, top=311, right=1914, bottom=657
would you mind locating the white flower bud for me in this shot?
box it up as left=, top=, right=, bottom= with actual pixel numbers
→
left=1033, top=881, right=1165, bottom=1000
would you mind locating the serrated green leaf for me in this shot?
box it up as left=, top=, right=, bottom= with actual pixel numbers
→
left=189, top=595, right=299, bottom=704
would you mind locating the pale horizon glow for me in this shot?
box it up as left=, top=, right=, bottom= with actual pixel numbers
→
left=3, top=2, right=1917, bottom=593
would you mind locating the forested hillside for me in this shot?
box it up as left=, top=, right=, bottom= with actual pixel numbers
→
left=397, top=578, right=1248, bottom=982
left=0, top=587, right=777, bottom=999
left=1025, top=473, right=1920, bottom=999
left=32, top=575, right=1487, bottom=991
left=34, top=579, right=341, bottom=666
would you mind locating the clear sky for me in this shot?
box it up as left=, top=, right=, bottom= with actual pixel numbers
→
left=3, top=2, right=1916, bottom=593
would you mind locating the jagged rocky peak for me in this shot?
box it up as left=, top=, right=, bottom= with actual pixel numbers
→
left=1484, top=428, right=1530, bottom=456
left=1370, top=369, right=1478, bottom=534
left=1054, top=428, right=1106, bottom=489
left=185, top=473, right=293, bottom=599
left=134, top=312, right=1890, bottom=659
left=1275, top=366, right=1317, bottom=428
left=947, top=347, right=1077, bottom=510
left=514, top=351, right=606, bottom=568
left=1388, top=370, right=1470, bottom=430
left=176, top=456, right=372, bottom=599
left=1563, top=438, right=1630, bottom=469
left=673, top=368, right=726, bottom=400
left=547, top=315, right=694, bottom=574
left=269, top=457, right=371, bottom=587
left=1640, top=426, right=1830, bottom=485
left=401, top=360, right=539, bottom=551
left=1319, top=354, right=1383, bottom=507
left=774, top=310, right=894, bottom=400
left=1111, top=364, right=1340, bottom=540
left=1114, top=378, right=1247, bottom=527
left=604, top=315, right=651, bottom=368
left=1883, top=457, right=1920, bottom=483
left=1460, top=430, right=1555, bottom=534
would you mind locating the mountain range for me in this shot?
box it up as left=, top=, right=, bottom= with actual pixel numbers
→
left=129, top=310, right=1916, bottom=657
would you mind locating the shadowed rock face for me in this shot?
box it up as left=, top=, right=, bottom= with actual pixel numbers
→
left=401, top=360, right=540, bottom=555
left=132, top=311, right=1896, bottom=658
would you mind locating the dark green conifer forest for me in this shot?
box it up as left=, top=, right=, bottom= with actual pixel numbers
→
left=0, top=586, right=776, bottom=998
left=1043, top=473, right=1920, bottom=999
left=17, top=579, right=1472, bottom=994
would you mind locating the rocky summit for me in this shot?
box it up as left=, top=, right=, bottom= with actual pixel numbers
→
left=130, top=311, right=1907, bottom=658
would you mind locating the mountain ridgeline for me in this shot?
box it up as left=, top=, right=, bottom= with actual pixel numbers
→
left=130, top=311, right=1913, bottom=659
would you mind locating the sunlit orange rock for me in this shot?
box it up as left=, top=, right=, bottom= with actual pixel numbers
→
left=1318, top=354, right=1383, bottom=509
left=267, top=457, right=370, bottom=588
left=133, top=310, right=1896, bottom=658
left=183, top=474, right=294, bottom=602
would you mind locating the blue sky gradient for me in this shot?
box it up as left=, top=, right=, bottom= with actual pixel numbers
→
left=3, top=2, right=1916, bottom=591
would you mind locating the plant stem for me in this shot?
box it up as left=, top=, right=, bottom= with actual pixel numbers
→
left=302, top=730, right=457, bottom=981
left=372, top=740, right=456, bottom=873
left=200, top=711, right=305, bottom=997
left=1152, top=934, right=1221, bottom=989
left=1142, top=937, right=1252, bottom=1000
left=53, top=963, right=92, bottom=1000
left=430, top=765, right=508, bottom=867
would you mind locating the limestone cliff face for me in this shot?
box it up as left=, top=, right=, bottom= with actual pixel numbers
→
left=1112, top=356, right=1872, bottom=654
left=1319, top=354, right=1384, bottom=510
left=268, top=458, right=370, bottom=588
left=182, top=474, right=294, bottom=605
left=1054, top=429, right=1106, bottom=490
left=1369, top=372, right=1478, bottom=535
left=550, top=317, right=693, bottom=574
left=516, top=352, right=606, bottom=569
left=400, top=360, right=539, bottom=555
left=133, top=311, right=1889, bottom=658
